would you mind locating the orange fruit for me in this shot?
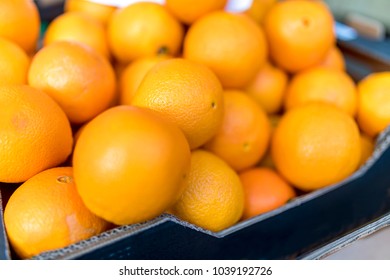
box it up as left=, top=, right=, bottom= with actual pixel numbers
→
left=119, top=56, right=169, bottom=105
left=357, top=72, right=390, bottom=137
left=317, top=46, right=346, bottom=71
left=73, top=105, right=191, bottom=225
left=204, top=90, right=271, bottom=171
left=0, top=0, right=40, bottom=54
left=28, top=41, right=116, bottom=124
left=360, top=133, right=375, bottom=167
left=263, top=0, right=335, bottom=73
left=244, top=0, right=277, bottom=24
left=108, top=2, right=184, bottom=64
left=0, top=37, right=30, bottom=86
left=258, top=114, right=281, bottom=169
left=284, top=67, right=357, bottom=116
left=0, top=85, right=73, bottom=183
left=64, top=0, right=116, bottom=25
left=132, top=58, right=224, bottom=149
left=4, top=167, right=110, bottom=259
left=183, top=11, right=268, bottom=88
left=245, top=62, right=288, bottom=114
left=43, top=12, right=110, bottom=59
left=239, top=167, right=296, bottom=220
left=171, top=150, right=244, bottom=232
left=165, top=0, right=227, bottom=25
left=272, top=102, right=361, bottom=191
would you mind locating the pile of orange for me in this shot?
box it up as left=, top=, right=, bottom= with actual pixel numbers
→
left=0, top=0, right=389, bottom=259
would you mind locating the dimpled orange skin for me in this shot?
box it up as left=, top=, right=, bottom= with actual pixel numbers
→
left=0, top=37, right=30, bottom=86
left=0, top=85, right=73, bottom=183
left=64, top=0, right=116, bottom=25
left=132, top=58, right=224, bottom=150
left=4, top=167, right=110, bottom=259
left=204, top=90, right=271, bottom=172
left=183, top=11, right=268, bottom=88
left=28, top=41, right=116, bottom=124
left=272, top=103, right=361, bottom=191
left=73, top=105, right=191, bottom=225
left=263, top=0, right=335, bottom=73
left=0, top=0, right=40, bottom=54
left=108, top=2, right=184, bottom=64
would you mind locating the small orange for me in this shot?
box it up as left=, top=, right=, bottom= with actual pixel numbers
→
left=28, top=41, right=116, bottom=124
left=132, top=58, right=224, bottom=149
left=204, top=90, right=271, bottom=171
left=119, top=56, right=169, bottom=105
left=165, top=0, right=227, bottom=25
left=0, top=37, right=30, bottom=86
left=244, top=0, right=277, bottom=24
left=0, top=85, right=73, bottom=183
left=317, top=46, right=346, bottom=71
left=64, top=0, right=116, bottom=25
left=0, top=0, right=40, bottom=54
left=263, top=0, right=335, bottom=73
left=171, top=150, right=244, bottom=232
left=43, top=12, right=110, bottom=59
left=73, top=105, right=191, bottom=225
left=357, top=72, right=390, bottom=137
left=272, top=102, right=361, bottom=191
left=4, top=167, right=110, bottom=259
left=239, top=167, right=296, bottom=220
left=184, top=11, right=268, bottom=88
left=245, top=62, right=288, bottom=114
left=108, top=2, right=184, bottom=64
left=284, top=67, right=357, bottom=116
left=359, top=133, right=375, bottom=167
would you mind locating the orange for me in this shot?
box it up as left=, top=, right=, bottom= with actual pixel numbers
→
left=284, top=67, right=358, bottom=116
left=204, top=90, right=271, bottom=171
left=317, top=46, right=346, bottom=71
left=119, top=56, right=169, bottom=105
left=263, top=0, right=335, bottom=73
left=245, top=62, right=288, bottom=114
left=239, top=167, right=296, bottom=220
left=0, top=0, right=40, bottom=54
left=244, top=0, right=277, bottom=24
left=132, top=58, right=224, bottom=149
left=0, top=85, right=73, bottom=183
left=0, top=37, right=30, bottom=86
left=73, top=105, right=191, bottom=225
left=4, top=167, right=110, bottom=259
left=258, top=114, right=281, bottom=169
left=171, top=150, right=244, bottom=232
left=183, top=11, right=268, bottom=88
left=272, top=102, right=361, bottom=191
left=43, top=12, right=110, bottom=59
left=28, top=41, right=116, bottom=124
left=360, top=133, right=375, bottom=167
left=165, top=0, right=227, bottom=25
left=357, top=72, right=390, bottom=137
left=108, top=2, right=184, bottom=64
left=64, top=0, right=116, bottom=25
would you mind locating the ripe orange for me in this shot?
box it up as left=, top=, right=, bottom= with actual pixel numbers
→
left=263, top=0, right=335, bottom=73
left=317, top=46, right=346, bottom=71
left=284, top=67, right=357, bottom=116
left=4, top=167, right=110, bottom=259
left=0, top=0, right=40, bottom=54
left=204, top=90, right=271, bottom=171
left=132, top=58, right=224, bottom=149
left=73, top=105, right=191, bottom=225
left=272, top=102, right=361, bottom=191
left=244, top=0, right=277, bottom=24
left=43, top=12, right=110, bottom=59
left=171, top=150, right=244, bottom=232
left=28, top=41, right=116, bottom=124
left=258, top=114, right=281, bottom=169
left=64, top=0, right=116, bottom=25
left=357, top=72, right=390, bottom=137
left=360, top=133, right=375, bottom=167
left=239, top=167, right=296, bottom=220
left=0, top=85, right=73, bottom=183
left=245, top=62, right=288, bottom=114
left=119, top=56, right=169, bottom=105
left=183, top=11, right=268, bottom=88
left=108, top=2, right=184, bottom=64
left=0, top=37, right=30, bottom=86
left=165, top=0, right=227, bottom=25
